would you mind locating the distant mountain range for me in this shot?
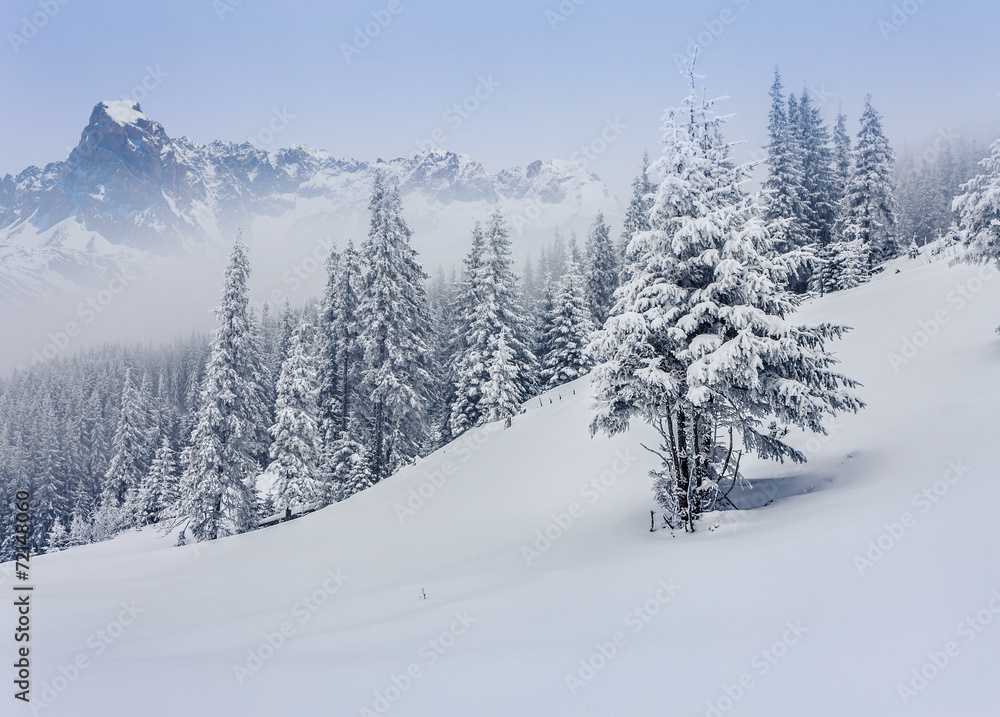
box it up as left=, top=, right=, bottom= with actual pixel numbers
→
left=0, top=100, right=622, bottom=310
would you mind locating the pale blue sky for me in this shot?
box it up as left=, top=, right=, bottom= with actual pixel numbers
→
left=2, top=0, right=998, bottom=196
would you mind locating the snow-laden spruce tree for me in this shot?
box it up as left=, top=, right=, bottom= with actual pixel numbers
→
left=427, top=267, right=459, bottom=448
left=67, top=512, right=92, bottom=547
left=448, top=222, right=489, bottom=436
left=838, top=95, right=899, bottom=272
left=134, top=436, right=178, bottom=525
left=314, top=240, right=369, bottom=504
left=584, top=212, right=620, bottom=326
left=590, top=66, right=865, bottom=532
left=358, top=172, right=434, bottom=482
left=267, top=326, right=322, bottom=511
left=835, top=239, right=869, bottom=291
left=620, top=151, right=656, bottom=256
left=45, top=518, right=69, bottom=553
left=316, top=248, right=341, bottom=447
left=540, top=258, right=595, bottom=389
left=807, top=112, right=855, bottom=296
left=763, top=69, right=808, bottom=257
left=101, top=367, right=149, bottom=512
left=450, top=209, right=536, bottom=431
left=483, top=327, right=522, bottom=423
left=950, top=138, right=1000, bottom=331
left=180, top=238, right=271, bottom=541
left=832, top=109, right=852, bottom=203
left=480, top=208, right=537, bottom=411
left=330, top=240, right=364, bottom=440
left=796, top=89, right=837, bottom=248
left=324, top=432, right=372, bottom=503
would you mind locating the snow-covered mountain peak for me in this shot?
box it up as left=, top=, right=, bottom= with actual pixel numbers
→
left=389, top=149, right=494, bottom=203
left=95, top=99, right=148, bottom=126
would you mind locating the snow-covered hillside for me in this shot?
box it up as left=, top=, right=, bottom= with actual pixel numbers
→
left=9, top=249, right=1000, bottom=716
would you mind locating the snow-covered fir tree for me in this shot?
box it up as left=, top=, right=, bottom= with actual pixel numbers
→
left=532, top=282, right=558, bottom=377
left=101, top=367, right=149, bottom=512
left=540, top=259, right=595, bottom=389
left=447, top=222, right=489, bottom=437
left=834, top=239, right=869, bottom=290
left=590, top=66, right=864, bottom=532
left=67, top=512, right=91, bottom=547
left=358, top=172, right=434, bottom=482
left=450, top=209, right=536, bottom=430
left=620, top=151, right=656, bottom=256
left=135, top=436, right=178, bottom=525
left=483, top=327, right=522, bottom=423
left=584, top=212, right=620, bottom=326
left=316, top=248, right=341, bottom=449
left=426, top=267, right=458, bottom=448
left=808, top=109, right=856, bottom=296
left=796, top=88, right=837, bottom=248
left=180, top=238, right=271, bottom=541
left=45, top=518, right=69, bottom=552
left=950, top=138, right=1000, bottom=331
left=832, top=108, right=852, bottom=203
left=324, top=432, right=372, bottom=503
left=838, top=95, right=899, bottom=272
left=810, top=242, right=843, bottom=296
left=763, top=69, right=808, bottom=257
left=330, top=241, right=364, bottom=441
left=267, top=326, right=322, bottom=511
left=521, top=255, right=539, bottom=314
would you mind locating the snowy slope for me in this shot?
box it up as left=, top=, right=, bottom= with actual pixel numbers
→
left=7, top=249, right=1000, bottom=717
